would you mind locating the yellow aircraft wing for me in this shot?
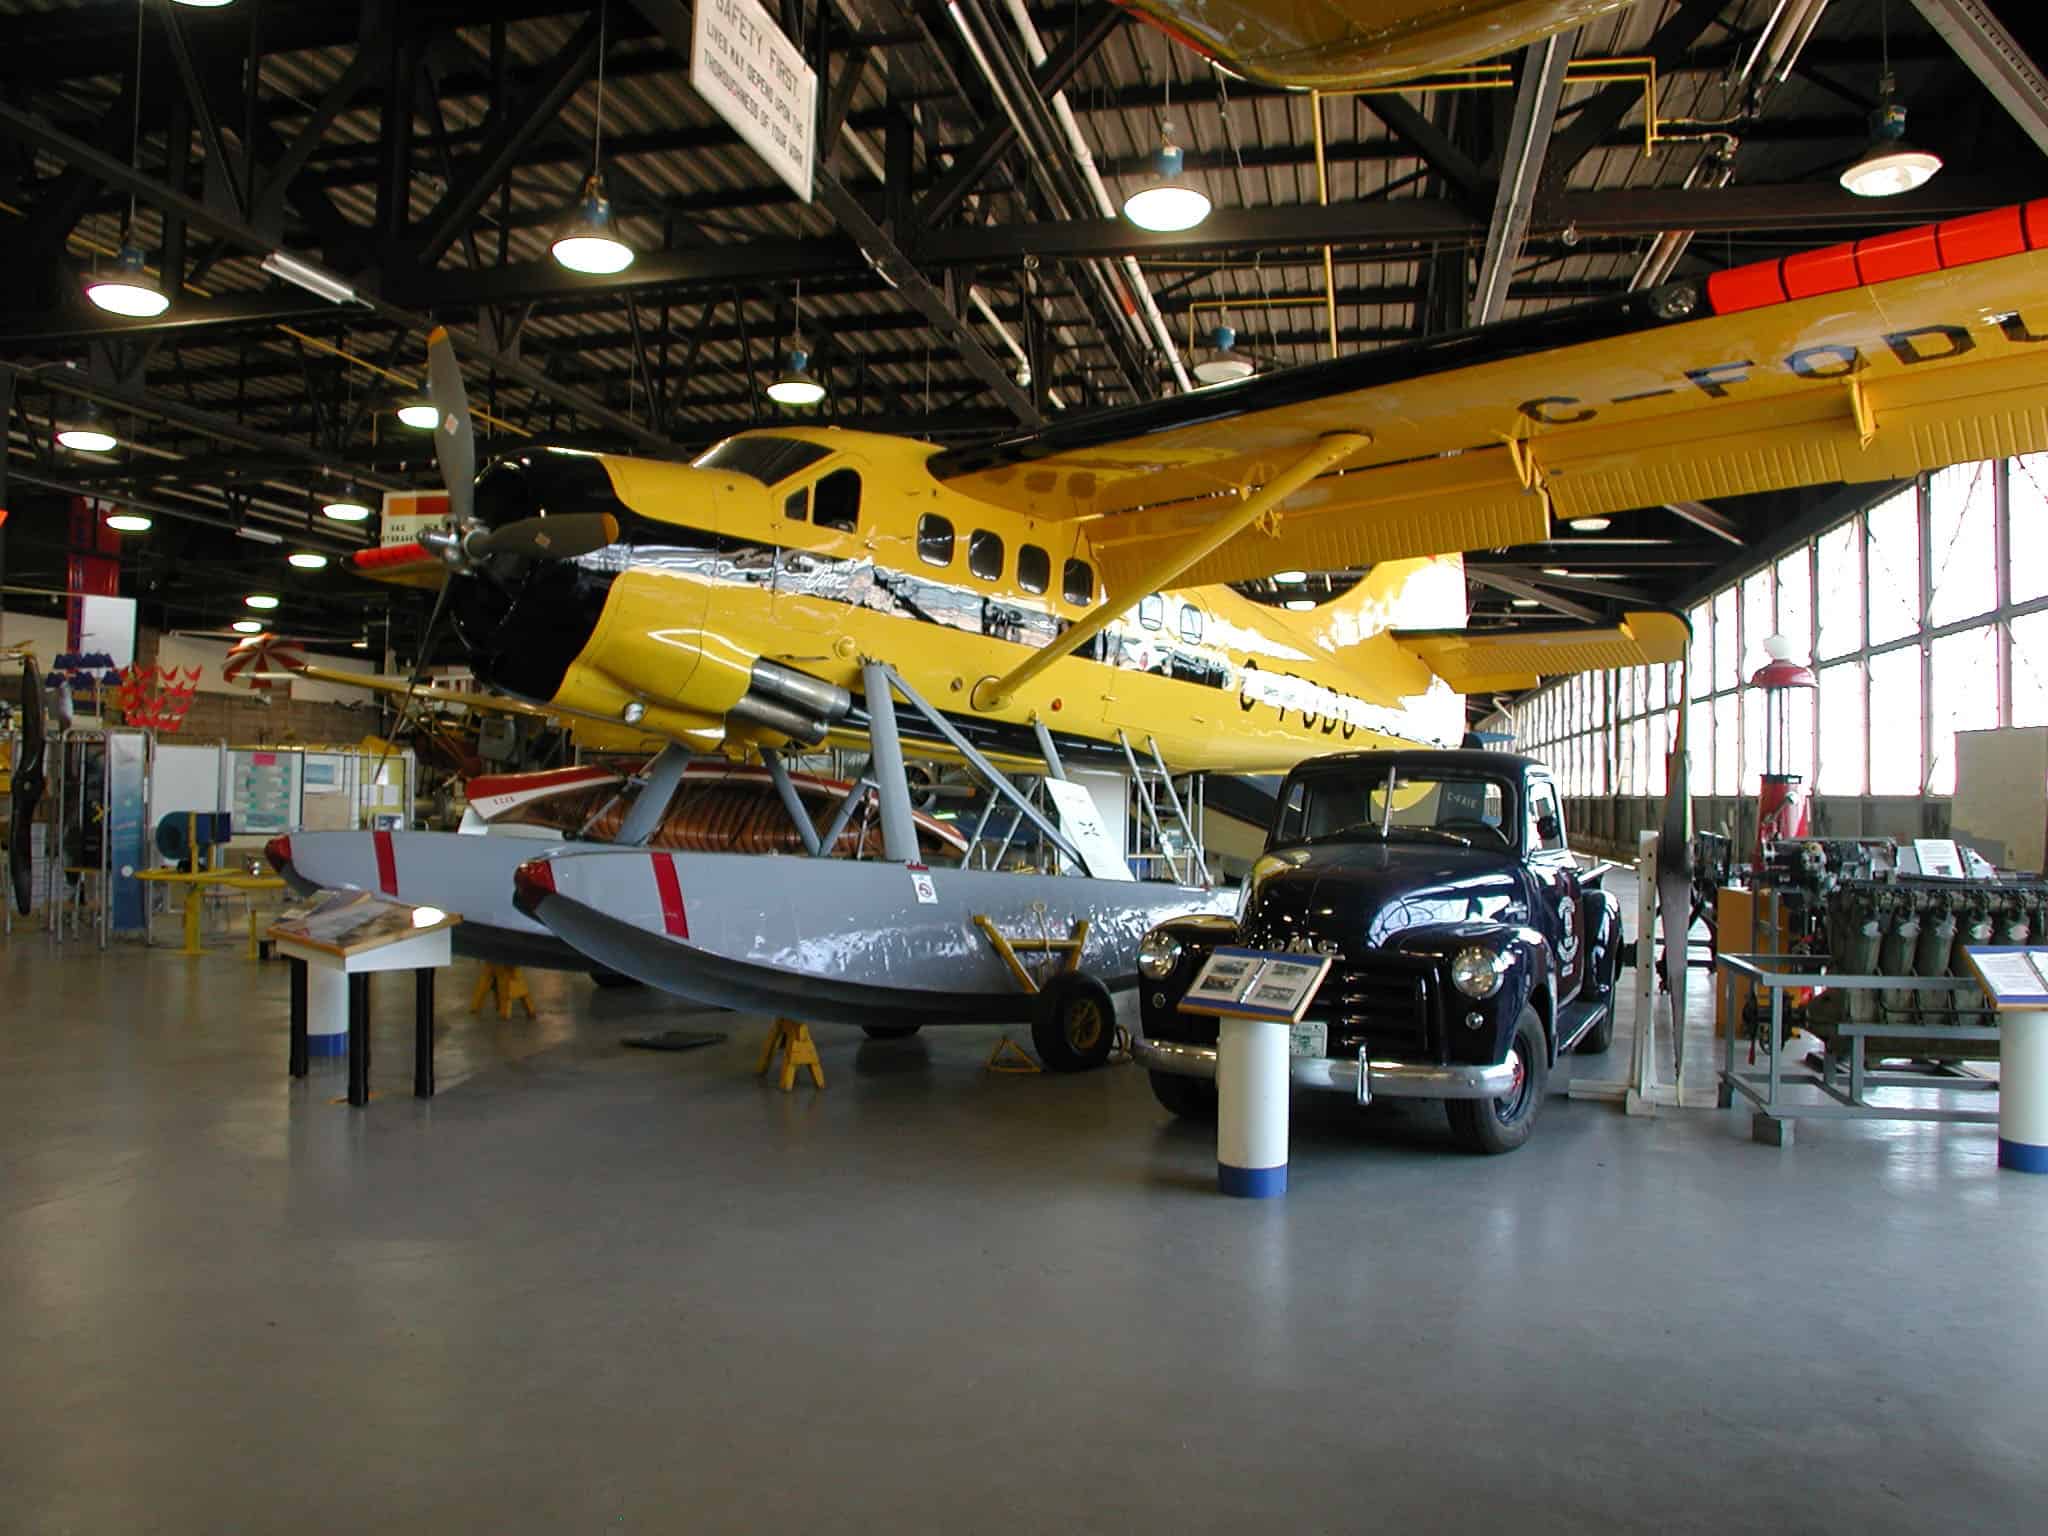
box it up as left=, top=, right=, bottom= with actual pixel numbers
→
left=1113, top=0, right=1636, bottom=91
left=1391, top=610, right=1690, bottom=694
left=932, top=204, right=2048, bottom=596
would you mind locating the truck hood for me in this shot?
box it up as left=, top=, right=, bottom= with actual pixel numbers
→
left=1242, top=840, right=1526, bottom=951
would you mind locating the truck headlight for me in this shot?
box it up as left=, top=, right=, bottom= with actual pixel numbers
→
left=1451, top=945, right=1509, bottom=999
left=1138, top=931, right=1184, bottom=980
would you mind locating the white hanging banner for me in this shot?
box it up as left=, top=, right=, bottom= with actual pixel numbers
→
left=690, top=0, right=817, bottom=204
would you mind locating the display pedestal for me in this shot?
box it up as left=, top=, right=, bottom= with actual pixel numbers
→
left=280, top=927, right=454, bottom=1106
left=1217, top=1017, right=1290, bottom=1198
left=2001, top=1009, right=2048, bottom=1172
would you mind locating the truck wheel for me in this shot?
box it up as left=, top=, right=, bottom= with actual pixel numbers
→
left=1447, top=1008, right=1548, bottom=1154
left=1575, top=944, right=1622, bottom=1055
left=861, top=1024, right=922, bottom=1040
left=1148, top=1071, right=1218, bottom=1120
left=1031, top=971, right=1118, bottom=1072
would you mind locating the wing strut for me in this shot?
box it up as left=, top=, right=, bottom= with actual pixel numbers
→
left=970, top=431, right=1371, bottom=712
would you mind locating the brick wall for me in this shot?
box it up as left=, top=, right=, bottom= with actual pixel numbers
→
left=156, top=691, right=377, bottom=749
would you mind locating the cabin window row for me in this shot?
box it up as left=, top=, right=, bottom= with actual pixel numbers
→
left=1135, top=593, right=1204, bottom=644
left=915, top=514, right=1094, bottom=606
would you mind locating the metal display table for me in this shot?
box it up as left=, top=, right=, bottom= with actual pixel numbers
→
left=1716, top=952, right=2000, bottom=1146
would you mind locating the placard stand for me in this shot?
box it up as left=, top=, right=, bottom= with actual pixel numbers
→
left=1178, top=947, right=1333, bottom=1199
left=1961, top=946, right=2048, bottom=1172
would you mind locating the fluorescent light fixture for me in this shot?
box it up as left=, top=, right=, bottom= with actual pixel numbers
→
left=261, top=249, right=358, bottom=305
left=551, top=172, right=636, bottom=274
left=1567, top=517, right=1611, bottom=532
left=171, top=1, right=237, bottom=7
left=351, top=637, right=370, bottom=650
left=1122, top=137, right=1211, bottom=232
left=766, top=348, right=826, bottom=407
left=1273, top=570, right=1307, bottom=584
left=235, top=525, right=285, bottom=546
left=85, top=244, right=170, bottom=318
left=105, top=513, right=153, bottom=533
left=1283, top=598, right=1316, bottom=612
left=231, top=619, right=265, bottom=634
left=287, top=552, right=329, bottom=570
left=1511, top=598, right=1541, bottom=608
left=244, top=594, right=280, bottom=610
left=397, top=400, right=439, bottom=430
left=56, top=424, right=118, bottom=453
left=1542, top=567, right=1570, bottom=576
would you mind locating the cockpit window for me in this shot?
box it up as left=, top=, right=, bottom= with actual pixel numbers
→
left=692, top=436, right=833, bottom=485
left=1273, top=765, right=1516, bottom=852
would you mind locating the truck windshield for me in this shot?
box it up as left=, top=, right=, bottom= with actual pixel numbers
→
left=1275, top=769, right=1515, bottom=851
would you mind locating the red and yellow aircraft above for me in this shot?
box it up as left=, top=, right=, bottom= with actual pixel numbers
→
left=363, top=201, right=2048, bottom=774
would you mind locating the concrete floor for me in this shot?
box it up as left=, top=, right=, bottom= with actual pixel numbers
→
left=3, top=925, right=2047, bottom=1533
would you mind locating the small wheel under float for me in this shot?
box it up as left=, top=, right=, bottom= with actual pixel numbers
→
left=1030, top=970, right=1118, bottom=1073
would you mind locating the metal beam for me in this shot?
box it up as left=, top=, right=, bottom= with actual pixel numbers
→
left=1663, top=501, right=1746, bottom=546
left=1471, top=34, right=1573, bottom=328
left=412, top=13, right=604, bottom=266
left=1363, top=92, right=1492, bottom=215
left=1465, top=569, right=1603, bottom=624
left=1908, top=0, right=2048, bottom=158
left=1537, top=0, right=1727, bottom=200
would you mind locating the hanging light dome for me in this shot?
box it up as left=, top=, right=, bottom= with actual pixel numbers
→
left=287, top=551, right=329, bottom=570
left=766, top=347, right=826, bottom=407
left=1122, top=135, right=1211, bottom=232
left=105, top=512, right=153, bottom=533
left=322, top=486, right=373, bottom=522
left=551, top=172, right=636, bottom=274
left=231, top=619, right=265, bottom=635
left=56, top=402, right=118, bottom=453
left=1840, top=76, right=1942, bottom=197
left=85, top=243, right=170, bottom=318
left=1191, top=324, right=1254, bottom=385
left=396, top=399, right=439, bottom=430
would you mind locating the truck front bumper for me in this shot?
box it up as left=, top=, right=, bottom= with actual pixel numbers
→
left=1133, top=1038, right=1517, bottom=1103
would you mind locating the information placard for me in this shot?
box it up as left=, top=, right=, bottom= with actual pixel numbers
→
left=691, top=0, right=816, bottom=203
left=1179, top=946, right=1333, bottom=1023
left=1962, top=945, right=2048, bottom=1010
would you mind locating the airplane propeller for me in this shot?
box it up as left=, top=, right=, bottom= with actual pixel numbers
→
left=9, top=657, right=47, bottom=915
left=426, top=326, right=474, bottom=527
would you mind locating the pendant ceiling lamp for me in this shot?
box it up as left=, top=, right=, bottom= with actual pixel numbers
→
left=1840, top=10, right=1940, bottom=199
left=552, top=2, right=636, bottom=274
left=56, top=401, right=118, bottom=453
left=1122, top=125, right=1211, bottom=232
left=766, top=280, right=827, bottom=407
left=1191, top=324, right=1254, bottom=384
left=86, top=10, right=170, bottom=317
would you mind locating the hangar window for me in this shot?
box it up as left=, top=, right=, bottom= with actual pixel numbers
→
left=969, top=530, right=1004, bottom=581
left=1018, top=544, right=1050, bottom=594
left=1179, top=604, right=1204, bottom=643
left=814, top=468, right=861, bottom=532
left=693, top=436, right=832, bottom=485
left=1138, top=594, right=1163, bottom=630
left=1063, top=559, right=1094, bottom=606
left=917, top=514, right=954, bottom=566
left=784, top=488, right=808, bottom=521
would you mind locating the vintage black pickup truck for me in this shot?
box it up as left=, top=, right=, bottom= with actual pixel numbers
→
left=1132, top=750, right=1623, bottom=1153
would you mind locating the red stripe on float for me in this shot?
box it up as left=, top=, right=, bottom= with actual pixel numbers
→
left=1705, top=260, right=1787, bottom=315
left=372, top=829, right=398, bottom=896
left=650, top=852, right=689, bottom=938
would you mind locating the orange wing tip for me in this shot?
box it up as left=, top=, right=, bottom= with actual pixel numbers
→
left=354, top=541, right=437, bottom=571
left=1706, top=198, right=2048, bottom=317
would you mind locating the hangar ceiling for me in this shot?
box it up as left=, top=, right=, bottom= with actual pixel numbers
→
left=1, top=0, right=2044, bottom=684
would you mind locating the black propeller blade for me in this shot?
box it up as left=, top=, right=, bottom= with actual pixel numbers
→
left=10, top=658, right=47, bottom=916
left=426, top=325, right=475, bottom=527
left=467, top=512, right=620, bottom=563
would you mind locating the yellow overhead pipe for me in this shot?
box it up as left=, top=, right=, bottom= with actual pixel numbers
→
left=971, top=431, right=1371, bottom=712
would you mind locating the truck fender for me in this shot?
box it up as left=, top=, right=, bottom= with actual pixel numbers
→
left=1581, top=890, right=1625, bottom=1001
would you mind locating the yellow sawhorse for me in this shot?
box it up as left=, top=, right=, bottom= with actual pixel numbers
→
left=472, top=963, right=535, bottom=1019
left=757, top=1017, right=825, bottom=1091
left=136, top=869, right=287, bottom=956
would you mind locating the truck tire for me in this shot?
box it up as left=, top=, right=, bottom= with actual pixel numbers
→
left=861, top=1024, right=922, bottom=1040
left=1575, top=942, right=1622, bottom=1055
left=1148, top=1070, right=1218, bottom=1120
left=1446, top=1007, right=1548, bottom=1154
left=1031, top=971, right=1118, bottom=1072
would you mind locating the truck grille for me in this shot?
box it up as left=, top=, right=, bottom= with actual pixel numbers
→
left=1309, top=957, right=1440, bottom=1063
